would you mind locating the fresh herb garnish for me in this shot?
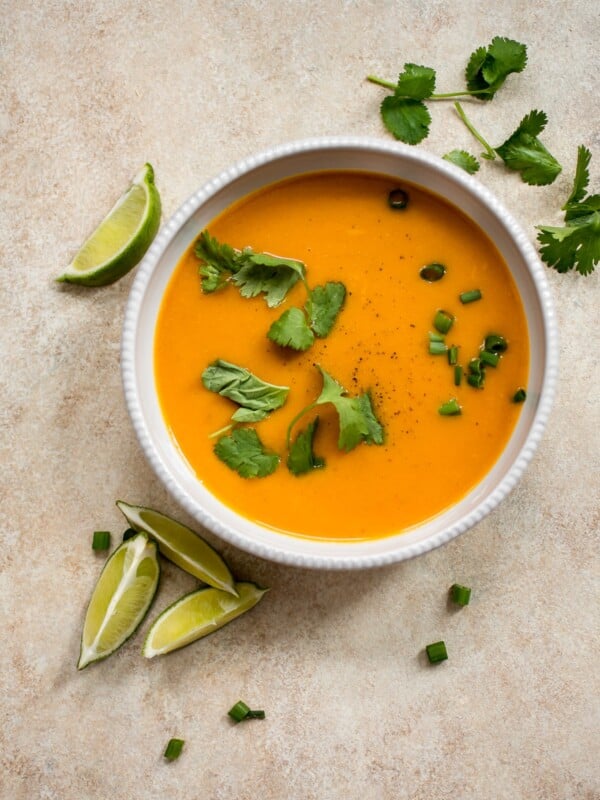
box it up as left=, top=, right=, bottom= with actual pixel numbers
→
left=214, top=428, right=279, bottom=478
left=267, top=307, right=315, bottom=351
left=537, top=145, right=599, bottom=275
left=367, top=38, right=527, bottom=145
left=202, top=359, right=289, bottom=418
left=195, top=230, right=306, bottom=306
left=197, top=232, right=347, bottom=348
left=465, top=37, right=527, bottom=100
left=443, top=149, right=480, bottom=174
left=305, top=281, right=346, bottom=338
left=286, top=366, right=384, bottom=453
left=287, top=418, right=325, bottom=476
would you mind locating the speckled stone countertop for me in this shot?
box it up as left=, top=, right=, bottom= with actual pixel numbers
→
left=1, top=2, right=599, bottom=798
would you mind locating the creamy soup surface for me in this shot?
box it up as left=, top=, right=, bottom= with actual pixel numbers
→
left=154, top=171, right=529, bottom=541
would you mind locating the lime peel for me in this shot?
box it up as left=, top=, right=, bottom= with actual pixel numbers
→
left=143, top=582, right=268, bottom=658
left=116, top=501, right=238, bottom=596
left=57, top=163, right=161, bottom=287
left=78, top=533, right=160, bottom=669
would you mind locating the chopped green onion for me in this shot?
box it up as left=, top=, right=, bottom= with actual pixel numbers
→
left=428, top=331, right=445, bottom=343
left=467, top=373, right=485, bottom=389
left=459, top=289, right=482, bottom=304
left=447, top=345, right=458, bottom=366
left=512, top=388, right=527, bottom=403
left=164, top=738, right=185, bottom=761
left=122, top=528, right=137, bottom=541
left=450, top=583, right=471, bottom=606
left=454, top=365, right=463, bottom=386
left=469, top=358, right=484, bottom=376
left=429, top=340, right=448, bottom=355
left=480, top=350, right=500, bottom=368
left=419, top=262, right=446, bottom=282
left=484, top=334, right=508, bottom=353
left=434, top=309, right=454, bottom=335
left=228, top=701, right=265, bottom=723
left=92, top=531, right=111, bottom=550
left=438, top=398, right=462, bottom=416
left=388, top=188, right=409, bottom=209
left=426, top=641, right=448, bottom=664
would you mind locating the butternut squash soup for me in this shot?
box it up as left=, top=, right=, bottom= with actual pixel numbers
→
left=154, top=171, right=529, bottom=541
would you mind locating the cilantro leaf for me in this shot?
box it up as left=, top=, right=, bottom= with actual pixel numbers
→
left=380, top=96, right=431, bottom=145
left=395, top=63, right=436, bottom=100
left=195, top=230, right=241, bottom=293
left=202, top=359, right=289, bottom=411
left=214, top=428, right=279, bottom=478
left=564, top=145, right=592, bottom=209
left=537, top=214, right=600, bottom=275
left=442, top=149, right=480, bottom=174
left=306, top=281, right=346, bottom=337
left=232, top=252, right=306, bottom=307
left=287, top=418, right=325, bottom=476
left=315, top=367, right=384, bottom=451
left=267, top=307, right=315, bottom=351
left=466, top=37, right=527, bottom=100
left=495, top=110, right=562, bottom=185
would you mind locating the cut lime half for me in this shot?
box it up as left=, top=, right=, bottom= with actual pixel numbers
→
left=78, top=533, right=160, bottom=669
left=57, top=163, right=161, bottom=286
left=143, top=582, right=268, bottom=658
left=116, top=501, right=237, bottom=596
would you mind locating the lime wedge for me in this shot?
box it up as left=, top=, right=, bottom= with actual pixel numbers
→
left=78, top=533, right=160, bottom=669
left=116, top=501, right=237, bottom=596
left=57, top=163, right=161, bottom=286
left=143, top=582, right=268, bottom=658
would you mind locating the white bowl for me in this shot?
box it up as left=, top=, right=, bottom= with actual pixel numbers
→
left=121, top=136, right=558, bottom=569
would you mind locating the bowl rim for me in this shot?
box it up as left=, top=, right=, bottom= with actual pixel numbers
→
left=121, top=135, right=558, bottom=569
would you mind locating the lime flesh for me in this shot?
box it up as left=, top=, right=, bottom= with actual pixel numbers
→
left=116, top=501, right=237, bottom=596
left=78, top=533, right=160, bottom=669
left=143, top=582, right=267, bottom=658
left=57, top=163, right=161, bottom=286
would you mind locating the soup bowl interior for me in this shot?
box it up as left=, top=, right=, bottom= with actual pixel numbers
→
left=121, top=136, right=557, bottom=568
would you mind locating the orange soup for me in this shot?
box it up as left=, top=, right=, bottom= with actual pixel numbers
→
left=154, top=172, right=529, bottom=541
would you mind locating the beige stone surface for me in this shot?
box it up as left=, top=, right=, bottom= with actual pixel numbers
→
left=1, top=1, right=599, bottom=798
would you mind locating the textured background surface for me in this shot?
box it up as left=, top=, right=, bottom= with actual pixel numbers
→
left=1, top=2, right=599, bottom=798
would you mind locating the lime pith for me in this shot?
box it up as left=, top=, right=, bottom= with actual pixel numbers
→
left=57, top=163, right=161, bottom=287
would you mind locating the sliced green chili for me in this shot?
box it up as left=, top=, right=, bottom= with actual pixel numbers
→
left=447, top=345, right=458, bottom=366
left=429, top=340, right=448, bottom=355
left=228, top=701, right=265, bottom=723
left=512, top=388, right=527, bottom=403
left=454, top=365, right=463, bottom=386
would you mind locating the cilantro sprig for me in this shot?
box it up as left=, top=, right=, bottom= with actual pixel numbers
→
left=196, top=232, right=346, bottom=350
left=287, top=418, right=325, bottom=476
left=214, top=428, right=279, bottom=478
left=537, top=146, right=599, bottom=275
left=367, top=38, right=527, bottom=145
left=286, top=366, right=384, bottom=453
left=455, top=103, right=562, bottom=185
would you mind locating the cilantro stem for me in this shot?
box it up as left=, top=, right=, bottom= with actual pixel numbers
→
left=286, top=402, right=318, bottom=450
left=454, top=102, right=496, bottom=161
left=366, top=75, right=493, bottom=99
left=209, top=423, right=233, bottom=439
